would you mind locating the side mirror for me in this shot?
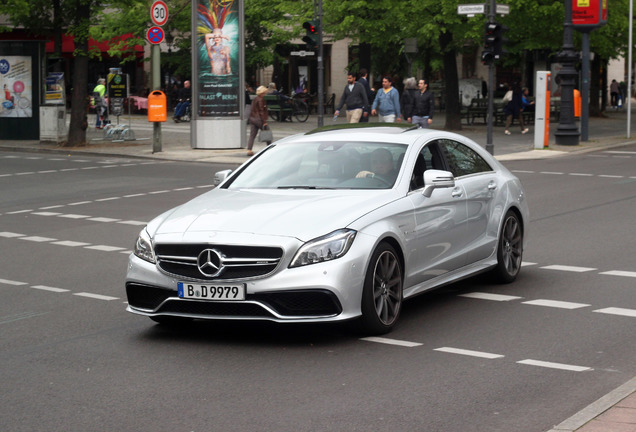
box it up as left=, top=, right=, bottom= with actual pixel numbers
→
left=422, top=169, right=455, bottom=198
left=213, top=169, right=233, bottom=186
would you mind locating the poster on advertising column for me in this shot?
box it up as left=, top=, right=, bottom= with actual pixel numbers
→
left=196, top=0, right=240, bottom=116
left=0, top=56, right=33, bottom=118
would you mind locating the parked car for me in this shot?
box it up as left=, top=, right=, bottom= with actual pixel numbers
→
left=126, top=124, right=529, bottom=334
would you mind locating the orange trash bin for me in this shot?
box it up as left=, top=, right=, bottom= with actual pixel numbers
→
left=573, top=89, right=581, bottom=118
left=148, top=90, right=167, bottom=122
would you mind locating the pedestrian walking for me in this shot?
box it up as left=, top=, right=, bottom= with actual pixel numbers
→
left=357, top=68, right=373, bottom=123
left=409, top=79, right=435, bottom=128
left=610, top=79, right=621, bottom=109
left=334, top=72, right=369, bottom=123
left=504, top=83, right=528, bottom=135
left=92, top=78, right=108, bottom=129
left=371, top=76, right=401, bottom=122
left=400, top=77, right=418, bottom=123
left=246, top=85, right=270, bottom=156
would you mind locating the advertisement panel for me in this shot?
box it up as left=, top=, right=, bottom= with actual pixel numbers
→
left=572, top=0, right=607, bottom=28
left=0, top=56, right=33, bottom=118
left=196, top=0, right=240, bottom=117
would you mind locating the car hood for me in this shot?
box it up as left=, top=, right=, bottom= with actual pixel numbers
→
left=151, top=188, right=396, bottom=242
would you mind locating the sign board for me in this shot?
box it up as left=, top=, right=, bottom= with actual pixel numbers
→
left=496, top=4, right=510, bottom=15
left=572, top=0, right=607, bottom=29
left=457, top=4, right=485, bottom=15
left=107, top=73, right=127, bottom=98
left=146, top=26, right=165, bottom=44
left=150, top=1, right=169, bottom=26
left=290, top=51, right=315, bottom=57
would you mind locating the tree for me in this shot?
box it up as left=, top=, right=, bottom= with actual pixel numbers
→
left=0, top=0, right=104, bottom=147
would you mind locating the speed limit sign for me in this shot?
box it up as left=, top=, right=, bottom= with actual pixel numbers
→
left=150, top=0, right=169, bottom=27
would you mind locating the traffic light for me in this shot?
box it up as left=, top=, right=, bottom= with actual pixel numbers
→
left=483, top=22, right=508, bottom=62
left=302, top=20, right=319, bottom=51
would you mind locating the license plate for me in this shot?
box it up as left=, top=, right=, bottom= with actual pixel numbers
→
left=177, top=282, right=245, bottom=301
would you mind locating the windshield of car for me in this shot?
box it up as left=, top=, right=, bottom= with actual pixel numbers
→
left=226, top=141, right=408, bottom=189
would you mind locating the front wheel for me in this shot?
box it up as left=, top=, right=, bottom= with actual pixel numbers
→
left=293, top=101, right=309, bottom=122
left=490, top=210, right=523, bottom=283
left=359, top=243, right=403, bottom=335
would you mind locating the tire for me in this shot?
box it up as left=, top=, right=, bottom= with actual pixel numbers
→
left=491, top=210, right=524, bottom=283
left=269, top=111, right=280, bottom=122
left=293, top=101, right=309, bottom=122
left=359, top=242, right=403, bottom=335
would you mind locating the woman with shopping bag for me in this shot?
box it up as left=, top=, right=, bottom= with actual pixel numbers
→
left=247, top=85, right=271, bottom=156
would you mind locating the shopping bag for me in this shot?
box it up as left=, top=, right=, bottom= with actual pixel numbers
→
left=258, top=126, right=273, bottom=142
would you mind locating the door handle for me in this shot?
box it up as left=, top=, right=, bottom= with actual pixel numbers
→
left=451, top=188, right=463, bottom=198
left=488, top=182, right=497, bottom=191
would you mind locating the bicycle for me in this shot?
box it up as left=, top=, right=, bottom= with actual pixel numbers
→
left=290, top=97, right=309, bottom=122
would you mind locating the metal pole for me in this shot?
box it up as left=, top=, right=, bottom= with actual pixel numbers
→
left=152, top=43, right=162, bottom=153
left=317, top=0, right=324, bottom=127
left=628, top=0, right=633, bottom=138
left=485, top=0, right=495, bottom=155
left=581, top=32, right=590, bottom=141
left=554, top=0, right=580, bottom=146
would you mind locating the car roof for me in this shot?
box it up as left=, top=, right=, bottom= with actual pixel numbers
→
left=290, top=123, right=441, bottom=145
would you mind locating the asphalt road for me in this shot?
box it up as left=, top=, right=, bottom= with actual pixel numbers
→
left=0, top=145, right=634, bottom=432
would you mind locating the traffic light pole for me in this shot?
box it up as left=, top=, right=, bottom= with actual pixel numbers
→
left=317, top=0, right=324, bottom=127
left=485, top=0, right=495, bottom=155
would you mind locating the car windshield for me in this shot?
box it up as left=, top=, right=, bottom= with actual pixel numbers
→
left=227, top=141, right=408, bottom=189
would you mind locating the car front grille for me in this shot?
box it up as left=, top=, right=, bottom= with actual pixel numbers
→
left=154, top=243, right=284, bottom=281
left=126, top=283, right=342, bottom=318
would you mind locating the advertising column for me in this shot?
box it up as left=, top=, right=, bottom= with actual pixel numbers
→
left=192, top=0, right=245, bottom=149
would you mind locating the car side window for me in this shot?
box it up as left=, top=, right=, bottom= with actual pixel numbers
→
left=438, top=139, right=493, bottom=177
left=409, top=143, right=444, bottom=191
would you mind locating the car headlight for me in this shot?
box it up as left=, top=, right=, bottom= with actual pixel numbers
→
left=133, top=228, right=156, bottom=264
left=290, top=229, right=357, bottom=268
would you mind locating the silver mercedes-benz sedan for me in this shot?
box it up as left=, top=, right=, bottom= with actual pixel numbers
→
left=126, top=124, right=528, bottom=334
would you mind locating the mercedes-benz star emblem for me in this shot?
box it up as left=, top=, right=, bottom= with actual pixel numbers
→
left=197, top=249, right=224, bottom=277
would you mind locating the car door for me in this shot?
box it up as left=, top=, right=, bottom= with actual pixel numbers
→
left=437, top=139, right=499, bottom=264
left=406, top=141, right=468, bottom=286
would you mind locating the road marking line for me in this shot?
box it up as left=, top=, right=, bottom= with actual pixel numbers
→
left=434, top=347, right=504, bottom=359
left=15, top=172, right=35, bottom=175
left=521, top=261, right=537, bottom=267
left=68, top=201, right=91, bottom=206
left=599, top=270, right=636, bottom=278
left=593, top=308, right=636, bottom=318
left=605, top=150, right=636, bottom=154
left=84, top=245, right=126, bottom=252
left=0, top=278, right=28, bottom=286
left=569, top=173, right=594, bottom=176
left=123, top=193, right=145, bottom=198
left=174, top=187, right=194, bottom=191
left=31, top=211, right=62, bottom=216
left=541, top=265, right=597, bottom=272
left=598, top=175, right=624, bottom=178
left=19, top=236, right=57, bottom=242
left=32, top=285, right=70, bottom=293
left=117, top=220, right=147, bottom=226
left=81, top=166, right=99, bottom=170
left=0, top=232, right=25, bottom=238
left=511, top=170, right=535, bottom=173
left=52, top=240, right=91, bottom=247
left=540, top=171, right=565, bottom=175
left=60, top=168, right=79, bottom=172
left=6, top=209, right=33, bottom=214
left=88, top=217, right=121, bottom=222
left=517, top=359, right=592, bottom=372
left=460, top=292, right=523, bottom=302
left=37, top=170, right=57, bottom=174
left=522, top=299, right=590, bottom=309
left=95, top=197, right=120, bottom=202
left=74, top=292, right=119, bottom=301
left=57, top=214, right=90, bottom=219
left=360, top=337, right=423, bottom=347
left=39, top=205, right=64, bottom=210
left=0, top=312, right=50, bottom=324
left=149, top=190, right=170, bottom=194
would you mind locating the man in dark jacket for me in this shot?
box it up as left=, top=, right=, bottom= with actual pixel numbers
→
left=357, top=69, right=373, bottom=123
left=409, top=79, right=434, bottom=128
left=173, top=80, right=192, bottom=122
left=334, top=73, right=369, bottom=123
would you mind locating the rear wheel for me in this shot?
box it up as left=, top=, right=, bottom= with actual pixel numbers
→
left=293, top=100, right=309, bottom=122
left=491, top=210, right=523, bottom=283
left=360, top=243, right=403, bottom=335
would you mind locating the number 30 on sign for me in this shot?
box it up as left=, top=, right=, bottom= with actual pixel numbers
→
left=151, top=0, right=169, bottom=27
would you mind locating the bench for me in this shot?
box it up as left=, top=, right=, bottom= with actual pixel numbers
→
left=264, top=94, right=293, bottom=122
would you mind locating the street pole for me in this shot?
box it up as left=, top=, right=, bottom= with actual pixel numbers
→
left=554, top=0, right=580, bottom=146
left=317, top=0, right=324, bottom=127
left=581, top=32, right=590, bottom=141
left=485, top=0, right=495, bottom=155
left=152, top=43, right=162, bottom=153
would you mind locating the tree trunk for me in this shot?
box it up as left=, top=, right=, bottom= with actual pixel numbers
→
left=65, top=1, right=91, bottom=147
left=440, top=31, right=461, bottom=131
left=589, top=54, right=601, bottom=116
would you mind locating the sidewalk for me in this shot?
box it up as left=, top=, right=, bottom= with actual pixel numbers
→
left=1, top=109, right=635, bottom=432
left=1, top=109, right=635, bottom=164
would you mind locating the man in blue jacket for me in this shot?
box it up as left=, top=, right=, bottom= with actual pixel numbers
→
left=371, top=76, right=401, bottom=123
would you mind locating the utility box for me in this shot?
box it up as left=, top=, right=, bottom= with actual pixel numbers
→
left=40, top=72, right=67, bottom=143
left=148, top=91, right=167, bottom=122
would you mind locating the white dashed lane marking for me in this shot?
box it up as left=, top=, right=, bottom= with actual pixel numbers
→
left=459, top=292, right=522, bottom=302
left=517, top=359, right=592, bottom=372
left=360, top=337, right=423, bottom=348
left=522, top=299, right=590, bottom=310
left=541, top=264, right=597, bottom=272
left=593, top=307, right=636, bottom=318
left=0, top=278, right=119, bottom=302
left=433, top=347, right=504, bottom=359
